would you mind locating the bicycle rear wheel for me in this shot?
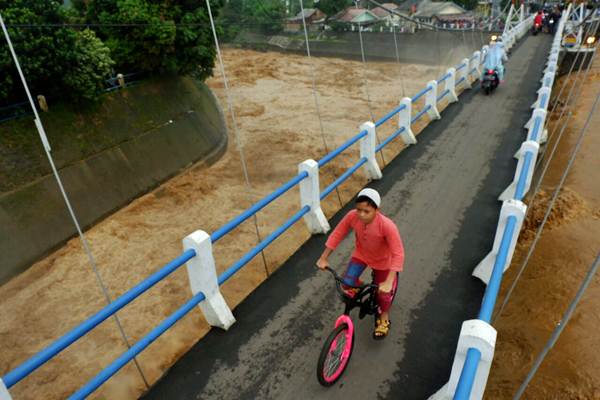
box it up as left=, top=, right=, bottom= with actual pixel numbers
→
left=316, top=323, right=355, bottom=386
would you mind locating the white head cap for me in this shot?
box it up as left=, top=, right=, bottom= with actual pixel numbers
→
left=357, top=188, right=381, bottom=208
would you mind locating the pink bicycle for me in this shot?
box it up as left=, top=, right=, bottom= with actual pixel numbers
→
left=316, top=266, right=398, bottom=387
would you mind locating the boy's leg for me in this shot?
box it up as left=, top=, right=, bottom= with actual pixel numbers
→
left=342, top=258, right=367, bottom=287
left=373, top=270, right=399, bottom=315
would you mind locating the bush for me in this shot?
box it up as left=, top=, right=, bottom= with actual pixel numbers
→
left=0, top=0, right=114, bottom=104
left=82, top=0, right=217, bottom=80
left=63, top=29, right=115, bottom=101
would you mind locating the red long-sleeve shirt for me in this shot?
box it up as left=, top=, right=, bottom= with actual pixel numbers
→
left=325, top=210, right=405, bottom=272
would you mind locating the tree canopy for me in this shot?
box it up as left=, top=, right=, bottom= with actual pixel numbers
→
left=0, top=0, right=113, bottom=103
left=1, top=0, right=217, bottom=105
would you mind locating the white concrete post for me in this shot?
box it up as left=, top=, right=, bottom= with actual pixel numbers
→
left=530, top=87, right=551, bottom=110
left=459, top=58, right=470, bottom=89
left=444, top=67, right=459, bottom=103
left=544, top=63, right=557, bottom=74
left=299, top=159, right=330, bottom=234
left=398, top=97, right=417, bottom=145
left=425, top=80, right=441, bottom=120
left=525, top=108, right=548, bottom=143
left=429, top=319, right=497, bottom=400
left=359, top=122, right=383, bottom=180
left=500, top=141, right=540, bottom=201
left=0, top=379, right=11, bottom=400
left=469, top=51, right=481, bottom=81
left=540, top=71, right=555, bottom=89
left=472, top=199, right=527, bottom=284
left=183, top=231, right=236, bottom=330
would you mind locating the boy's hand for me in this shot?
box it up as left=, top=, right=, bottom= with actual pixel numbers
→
left=379, top=271, right=396, bottom=293
left=379, top=280, right=393, bottom=293
left=316, top=258, right=329, bottom=270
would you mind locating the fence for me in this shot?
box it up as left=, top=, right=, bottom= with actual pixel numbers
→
left=0, top=8, right=529, bottom=399
left=0, top=72, right=143, bottom=124
left=429, top=6, right=570, bottom=400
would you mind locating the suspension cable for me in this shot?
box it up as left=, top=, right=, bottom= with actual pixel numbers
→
left=298, top=0, right=344, bottom=209
left=494, top=56, right=599, bottom=321
left=0, top=12, right=150, bottom=389
left=356, top=20, right=387, bottom=167
left=204, top=0, right=271, bottom=277
left=513, top=251, right=600, bottom=400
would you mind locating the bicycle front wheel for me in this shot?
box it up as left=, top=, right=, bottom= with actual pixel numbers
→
left=316, top=323, right=355, bottom=387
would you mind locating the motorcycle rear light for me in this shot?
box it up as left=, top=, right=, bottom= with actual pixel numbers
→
left=488, top=69, right=494, bottom=74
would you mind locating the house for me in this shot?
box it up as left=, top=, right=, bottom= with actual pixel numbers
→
left=331, top=7, right=380, bottom=27
left=285, top=8, right=327, bottom=32
left=412, top=0, right=471, bottom=28
left=370, top=2, right=402, bottom=20
left=370, top=3, right=416, bottom=32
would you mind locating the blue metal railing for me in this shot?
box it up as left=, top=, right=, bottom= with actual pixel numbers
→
left=437, top=89, right=451, bottom=102
left=3, top=37, right=493, bottom=399
left=540, top=93, right=549, bottom=109
left=514, top=152, right=533, bottom=200
left=411, top=105, right=432, bottom=124
left=530, top=116, right=542, bottom=142
left=438, top=72, right=452, bottom=84
left=320, top=158, right=368, bottom=200
left=376, top=127, right=406, bottom=152
left=2, top=250, right=197, bottom=388
left=318, top=130, right=367, bottom=168
left=454, top=216, right=517, bottom=400
left=69, top=290, right=207, bottom=400
left=412, top=86, right=432, bottom=102
left=452, top=18, right=561, bottom=399
left=218, top=205, right=311, bottom=285
left=211, top=172, right=308, bottom=243
left=375, top=104, right=407, bottom=128
left=456, top=62, right=468, bottom=71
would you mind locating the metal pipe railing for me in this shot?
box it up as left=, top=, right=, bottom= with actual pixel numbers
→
left=2, top=250, right=196, bottom=388
left=211, top=171, right=308, bottom=243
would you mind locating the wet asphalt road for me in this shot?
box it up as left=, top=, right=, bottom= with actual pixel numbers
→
left=143, top=34, right=552, bottom=400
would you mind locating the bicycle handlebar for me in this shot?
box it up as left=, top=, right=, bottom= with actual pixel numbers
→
left=321, top=266, right=378, bottom=298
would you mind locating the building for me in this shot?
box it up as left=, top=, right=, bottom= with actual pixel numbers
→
left=331, top=7, right=380, bottom=27
left=412, top=0, right=472, bottom=28
left=370, top=3, right=416, bottom=31
left=285, top=8, right=327, bottom=32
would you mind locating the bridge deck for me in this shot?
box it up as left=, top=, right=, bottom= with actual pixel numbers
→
left=144, top=35, right=552, bottom=400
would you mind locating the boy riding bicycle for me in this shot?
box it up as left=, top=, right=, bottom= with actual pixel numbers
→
left=316, top=188, right=405, bottom=339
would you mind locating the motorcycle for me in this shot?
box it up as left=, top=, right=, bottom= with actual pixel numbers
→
left=548, top=18, right=556, bottom=34
left=481, top=69, right=499, bottom=95
left=532, top=22, right=542, bottom=35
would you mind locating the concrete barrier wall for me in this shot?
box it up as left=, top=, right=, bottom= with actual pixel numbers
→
left=0, top=82, right=227, bottom=284
left=235, top=30, right=496, bottom=65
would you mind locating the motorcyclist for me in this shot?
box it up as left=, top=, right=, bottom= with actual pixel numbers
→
left=534, top=10, right=544, bottom=33
left=483, top=35, right=508, bottom=83
left=549, top=8, right=561, bottom=34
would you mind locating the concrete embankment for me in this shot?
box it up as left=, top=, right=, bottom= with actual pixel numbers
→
left=234, top=30, right=496, bottom=65
left=0, top=77, right=227, bottom=283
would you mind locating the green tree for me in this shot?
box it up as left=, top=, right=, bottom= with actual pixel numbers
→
left=316, top=0, right=352, bottom=17
left=217, top=0, right=286, bottom=38
left=0, top=0, right=114, bottom=104
left=82, top=0, right=217, bottom=80
left=63, top=29, right=115, bottom=101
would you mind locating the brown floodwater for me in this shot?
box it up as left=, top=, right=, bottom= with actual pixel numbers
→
left=486, top=54, right=600, bottom=399
left=0, top=49, right=454, bottom=399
